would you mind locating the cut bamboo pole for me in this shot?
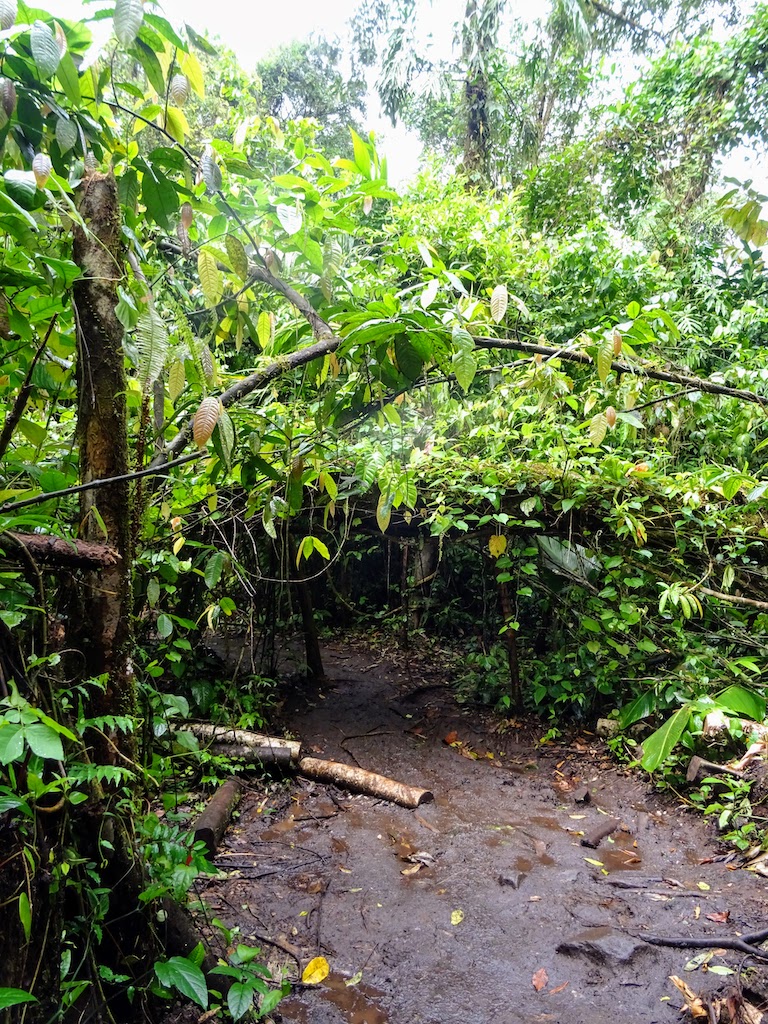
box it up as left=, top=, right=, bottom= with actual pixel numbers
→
left=298, top=756, right=433, bottom=808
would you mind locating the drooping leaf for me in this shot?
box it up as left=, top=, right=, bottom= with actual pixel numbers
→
left=141, top=167, right=179, bottom=230
left=589, top=413, right=607, bottom=447
left=193, top=396, right=221, bottom=448
left=212, top=409, right=235, bottom=468
left=597, top=337, right=613, bottom=386
left=18, top=892, right=31, bottom=942
left=179, top=50, right=204, bottom=98
left=0, top=0, right=17, bottom=31
left=135, top=308, right=169, bottom=394
left=114, top=0, right=144, bottom=46
left=169, top=74, right=190, bottom=107
left=490, top=284, right=508, bottom=324
left=168, top=359, right=185, bottom=402
left=420, top=278, right=439, bottom=309
left=55, top=116, right=78, bottom=154
left=31, top=21, right=60, bottom=78
left=452, top=345, right=477, bottom=392
left=199, top=147, right=221, bottom=192
left=276, top=202, right=302, bottom=235
left=225, top=234, right=249, bottom=281
left=256, top=311, right=273, bottom=349
left=204, top=552, right=225, bottom=589
left=376, top=491, right=393, bottom=533
left=641, top=707, right=691, bottom=773
left=198, top=249, right=222, bottom=305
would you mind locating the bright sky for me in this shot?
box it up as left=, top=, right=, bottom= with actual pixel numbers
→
left=45, top=0, right=766, bottom=191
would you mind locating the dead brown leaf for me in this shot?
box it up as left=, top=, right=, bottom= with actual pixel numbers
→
left=401, top=863, right=421, bottom=876
left=549, top=982, right=569, bottom=996
left=669, top=975, right=708, bottom=1019
left=705, top=910, right=730, bottom=924
left=532, top=968, right=549, bottom=992
left=443, top=731, right=458, bottom=745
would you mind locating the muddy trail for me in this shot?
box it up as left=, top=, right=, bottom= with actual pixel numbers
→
left=197, top=641, right=768, bottom=1024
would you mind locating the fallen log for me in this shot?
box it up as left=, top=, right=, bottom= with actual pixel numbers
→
left=298, top=756, right=433, bottom=808
left=580, top=816, right=621, bottom=849
left=1, top=530, right=121, bottom=569
left=185, top=724, right=302, bottom=763
left=192, top=777, right=244, bottom=857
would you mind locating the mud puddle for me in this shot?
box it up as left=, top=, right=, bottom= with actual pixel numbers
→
left=198, top=641, right=768, bottom=1024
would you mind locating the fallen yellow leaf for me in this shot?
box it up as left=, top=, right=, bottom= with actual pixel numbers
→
left=451, top=909, right=464, bottom=925
left=302, top=956, right=330, bottom=985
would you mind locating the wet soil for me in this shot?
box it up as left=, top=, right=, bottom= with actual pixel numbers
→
left=197, top=640, right=768, bottom=1024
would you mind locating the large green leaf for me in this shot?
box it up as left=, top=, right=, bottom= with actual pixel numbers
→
left=154, top=957, right=208, bottom=1009
left=24, top=723, right=64, bottom=760
left=227, top=982, right=254, bottom=1021
left=0, top=989, right=37, bottom=1010
left=114, top=0, right=143, bottom=46
left=716, top=685, right=766, bottom=723
left=641, top=707, right=691, bottom=773
left=31, top=20, right=60, bottom=77
left=135, top=308, right=169, bottom=393
left=141, top=167, right=179, bottom=229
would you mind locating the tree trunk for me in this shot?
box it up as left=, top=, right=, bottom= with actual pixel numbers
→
left=71, top=172, right=134, bottom=723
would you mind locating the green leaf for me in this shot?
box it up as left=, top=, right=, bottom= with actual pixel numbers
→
left=141, top=167, right=179, bottom=230
left=204, top=552, right=225, bottom=589
left=55, top=116, right=78, bottom=154
left=114, top=0, right=143, bottom=46
left=0, top=725, right=24, bottom=765
left=225, top=234, right=249, bottom=281
left=581, top=617, right=601, bottom=633
left=157, top=614, right=173, bottom=639
left=596, top=338, right=612, bottom=386
left=394, top=335, right=423, bottom=382
left=452, top=346, right=477, bottom=392
left=490, top=283, right=508, bottom=323
left=350, top=129, right=371, bottom=177
left=619, top=690, right=657, bottom=729
left=31, top=20, right=60, bottom=78
left=198, top=249, right=222, bottom=305
left=589, top=413, right=607, bottom=446
left=227, top=982, right=254, bottom=1021
left=18, top=892, right=31, bottom=942
left=135, top=308, right=169, bottom=393
left=376, top=491, right=393, bottom=533
left=185, top=23, right=218, bottom=55
left=56, top=51, right=81, bottom=104
left=134, top=39, right=165, bottom=96
left=641, top=707, right=691, bottom=773
left=154, top=957, right=208, bottom=1009
left=716, top=685, right=766, bottom=722
left=24, top=723, right=64, bottom=760
left=0, top=989, right=37, bottom=1009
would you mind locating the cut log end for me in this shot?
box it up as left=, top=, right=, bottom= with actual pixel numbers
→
left=298, top=756, right=433, bottom=809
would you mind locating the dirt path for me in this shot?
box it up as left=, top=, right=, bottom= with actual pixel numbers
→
left=198, top=642, right=768, bottom=1024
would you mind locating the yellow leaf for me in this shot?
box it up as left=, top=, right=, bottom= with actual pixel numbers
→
left=198, top=249, right=222, bottom=305
left=451, top=909, right=464, bottom=925
left=302, top=956, right=330, bottom=985
left=172, top=535, right=185, bottom=555
left=584, top=857, right=603, bottom=867
left=697, top=881, right=710, bottom=891
left=488, top=534, right=507, bottom=558
left=179, top=49, right=205, bottom=97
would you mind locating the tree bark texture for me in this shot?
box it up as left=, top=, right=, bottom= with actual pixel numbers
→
left=71, top=172, right=134, bottom=712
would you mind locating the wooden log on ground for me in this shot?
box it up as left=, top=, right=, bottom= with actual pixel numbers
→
left=185, top=723, right=301, bottom=763
left=298, top=756, right=433, bottom=808
left=192, top=777, right=244, bottom=857
left=581, top=816, right=621, bottom=848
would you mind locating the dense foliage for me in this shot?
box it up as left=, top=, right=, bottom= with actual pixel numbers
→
left=1, top=0, right=768, bottom=1018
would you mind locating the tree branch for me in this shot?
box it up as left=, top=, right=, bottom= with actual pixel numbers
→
left=472, top=337, right=768, bottom=408
left=0, top=531, right=121, bottom=570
